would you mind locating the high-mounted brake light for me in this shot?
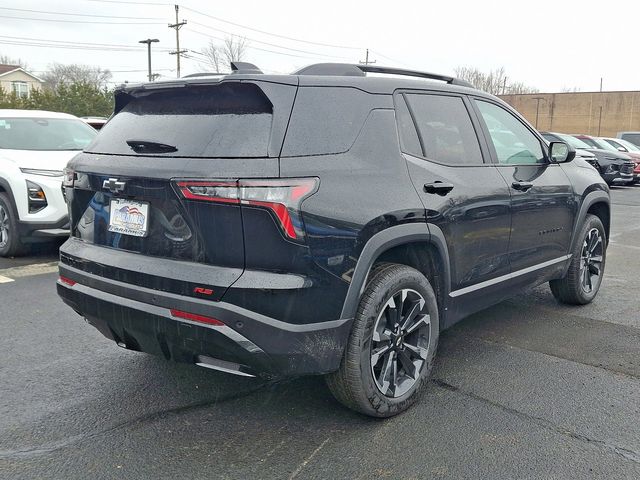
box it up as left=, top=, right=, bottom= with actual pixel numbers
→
left=175, top=178, right=319, bottom=241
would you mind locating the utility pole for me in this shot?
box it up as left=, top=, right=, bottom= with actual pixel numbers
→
left=599, top=77, right=603, bottom=92
left=533, top=96, right=545, bottom=129
left=139, top=38, right=159, bottom=82
left=168, top=4, right=187, bottom=78
left=359, top=49, right=376, bottom=66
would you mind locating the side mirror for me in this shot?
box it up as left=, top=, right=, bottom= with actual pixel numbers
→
left=549, top=141, right=575, bottom=163
left=617, top=146, right=628, bottom=152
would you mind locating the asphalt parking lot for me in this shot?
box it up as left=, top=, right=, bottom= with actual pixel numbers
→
left=1, top=186, right=639, bottom=480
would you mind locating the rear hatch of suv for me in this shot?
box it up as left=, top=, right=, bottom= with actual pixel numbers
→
left=63, top=78, right=299, bottom=301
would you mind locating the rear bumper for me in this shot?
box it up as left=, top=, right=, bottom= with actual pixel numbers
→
left=57, top=264, right=352, bottom=378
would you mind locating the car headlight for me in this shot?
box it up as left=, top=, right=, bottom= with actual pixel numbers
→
left=20, top=168, right=64, bottom=177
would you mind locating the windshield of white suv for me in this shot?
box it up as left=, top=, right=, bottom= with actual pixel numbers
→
left=590, top=138, right=618, bottom=152
left=554, top=133, right=592, bottom=150
left=0, top=117, right=97, bottom=151
left=611, top=138, right=640, bottom=152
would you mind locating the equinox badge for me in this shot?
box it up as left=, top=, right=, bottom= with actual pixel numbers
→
left=103, top=178, right=126, bottom=193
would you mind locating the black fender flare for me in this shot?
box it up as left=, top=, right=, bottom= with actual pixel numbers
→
left=570, top=190, right=610, bottom=252
left=339, top=222, right=451, bottom=321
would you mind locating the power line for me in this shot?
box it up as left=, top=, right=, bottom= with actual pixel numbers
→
left=0, top=14, right=164, bottom=25
left=0, top=34, right=171, bottom=51
left=189, top=29, right=351, bottom=62
left=0, top=39, right=171, bottom=54
left=84, top=0, right=170, bottom=5
left=0, top=6, right=164, bottom=20
left=182, top=6, right=362, bottom=51
left=188, top=20, right=353, bottom=60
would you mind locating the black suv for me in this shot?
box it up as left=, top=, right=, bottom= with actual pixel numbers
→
left=58, top=62, right=610, bottom=417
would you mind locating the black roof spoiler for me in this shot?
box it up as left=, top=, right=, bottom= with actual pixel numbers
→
left=291, top=62, right=474, bottom=88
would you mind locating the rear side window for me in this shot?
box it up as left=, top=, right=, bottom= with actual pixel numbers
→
left=404, top=94, right=483, bottom=165
left=87, top=83, right=273, bottom=158
left=281, top=87, right=374, bottom=157
left=394, top=95, right=422, bottom=157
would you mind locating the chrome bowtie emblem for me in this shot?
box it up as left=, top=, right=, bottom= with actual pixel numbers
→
left=103, top=178, right=126, bottom=193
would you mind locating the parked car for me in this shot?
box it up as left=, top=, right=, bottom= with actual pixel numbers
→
left=57, top=62, right=610, bottom=417
left=617, top=131, right=640, bottom=147
left=0, top=109, right=97, bottom=256
left=600, top=137, right=640, bottom=183
left=541, top=132, right=634, bottom=185
left=80, top=116, right=108, bottom=130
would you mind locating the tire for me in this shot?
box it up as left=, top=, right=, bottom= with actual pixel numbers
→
left=550, top=214, right=606, bottom=305
left=326, top=263, right=439, bottom=417
left=0, top=193, right=25, bottom=258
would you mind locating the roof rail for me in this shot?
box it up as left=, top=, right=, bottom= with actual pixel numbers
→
left=182, top=72, right=225, bottom=78
left=292, top=63, right=474, bottom=88
left=230, top=61, right=263, bottom=74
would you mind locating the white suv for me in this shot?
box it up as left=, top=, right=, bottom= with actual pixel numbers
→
left=0, top=110, right=97, bottom=256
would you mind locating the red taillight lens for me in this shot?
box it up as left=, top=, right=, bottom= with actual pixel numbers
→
left=170, top=309, right=224, bottom=326
left=59, top=276, right=76, bottom=286
left=175, top=178, right=319, bottom=241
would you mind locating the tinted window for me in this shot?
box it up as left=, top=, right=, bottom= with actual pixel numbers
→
left=405, top=94, right=483, bottom=165
left=395, top=95, right=421, bottom=157
left=0, top=117, right=96, bottom=151
left=476, top=100, right=545, bottom=165
left=281, top=87, right=374, bottom=157
left=87, top=83, right=273, bottom=158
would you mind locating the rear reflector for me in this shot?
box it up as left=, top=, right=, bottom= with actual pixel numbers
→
left=170, top=309, right=224, bottom=326
left=59, top=276, right=76, bottom=286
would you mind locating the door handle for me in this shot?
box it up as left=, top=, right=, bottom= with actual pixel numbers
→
left=424, top=181, right=454, bottom=196
left=511, top=181, right=534, bottom=192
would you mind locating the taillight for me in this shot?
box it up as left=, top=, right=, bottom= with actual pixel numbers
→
left=175, top=178, right=319, bottom=241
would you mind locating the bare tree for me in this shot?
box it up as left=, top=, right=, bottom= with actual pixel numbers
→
left=561, top=86, right=581, bottom=93
left=222, top=36, right=247, bottom=65
left=42, top=63, right=112, bottom=90
left=199, top=36, right=248, bottom=73
left=0, top=53, right=28, bottom=69
left=454, top=66, right=538, bottom=95
left=200, top=40, right=223, bottom=73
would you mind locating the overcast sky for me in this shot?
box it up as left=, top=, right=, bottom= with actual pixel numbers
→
left=0, top=0, right=638, bottom=92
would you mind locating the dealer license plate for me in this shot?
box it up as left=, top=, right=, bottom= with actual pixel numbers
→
left=108, top=199, right=149, bottom=237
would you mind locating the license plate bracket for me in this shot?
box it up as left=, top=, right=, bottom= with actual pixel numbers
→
left=108, top=198, right=150, bottom=237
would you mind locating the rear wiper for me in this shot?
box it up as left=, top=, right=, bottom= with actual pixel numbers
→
left=126, top=140, right=178, bottom=154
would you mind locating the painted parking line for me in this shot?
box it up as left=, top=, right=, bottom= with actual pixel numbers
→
left=0, top=262, right=59, bottom=283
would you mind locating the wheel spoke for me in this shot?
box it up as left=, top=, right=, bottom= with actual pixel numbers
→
left=371, top=343, right=392, bottom=367
left=403, top=341, right=429, bottom=360
left=589, top=235, right=602, bottom=254
left=377, top=350, right=396, bottom=395
left=400, top=299, right=423, bottom=331
left=406, top=314, right=430, bottom=335
left=398, top=349, right=418, bottom=379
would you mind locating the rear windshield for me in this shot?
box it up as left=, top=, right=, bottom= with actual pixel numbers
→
left=86, top=83, right=273, bottom=158
left=0, top=117, right=97, bottom=151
